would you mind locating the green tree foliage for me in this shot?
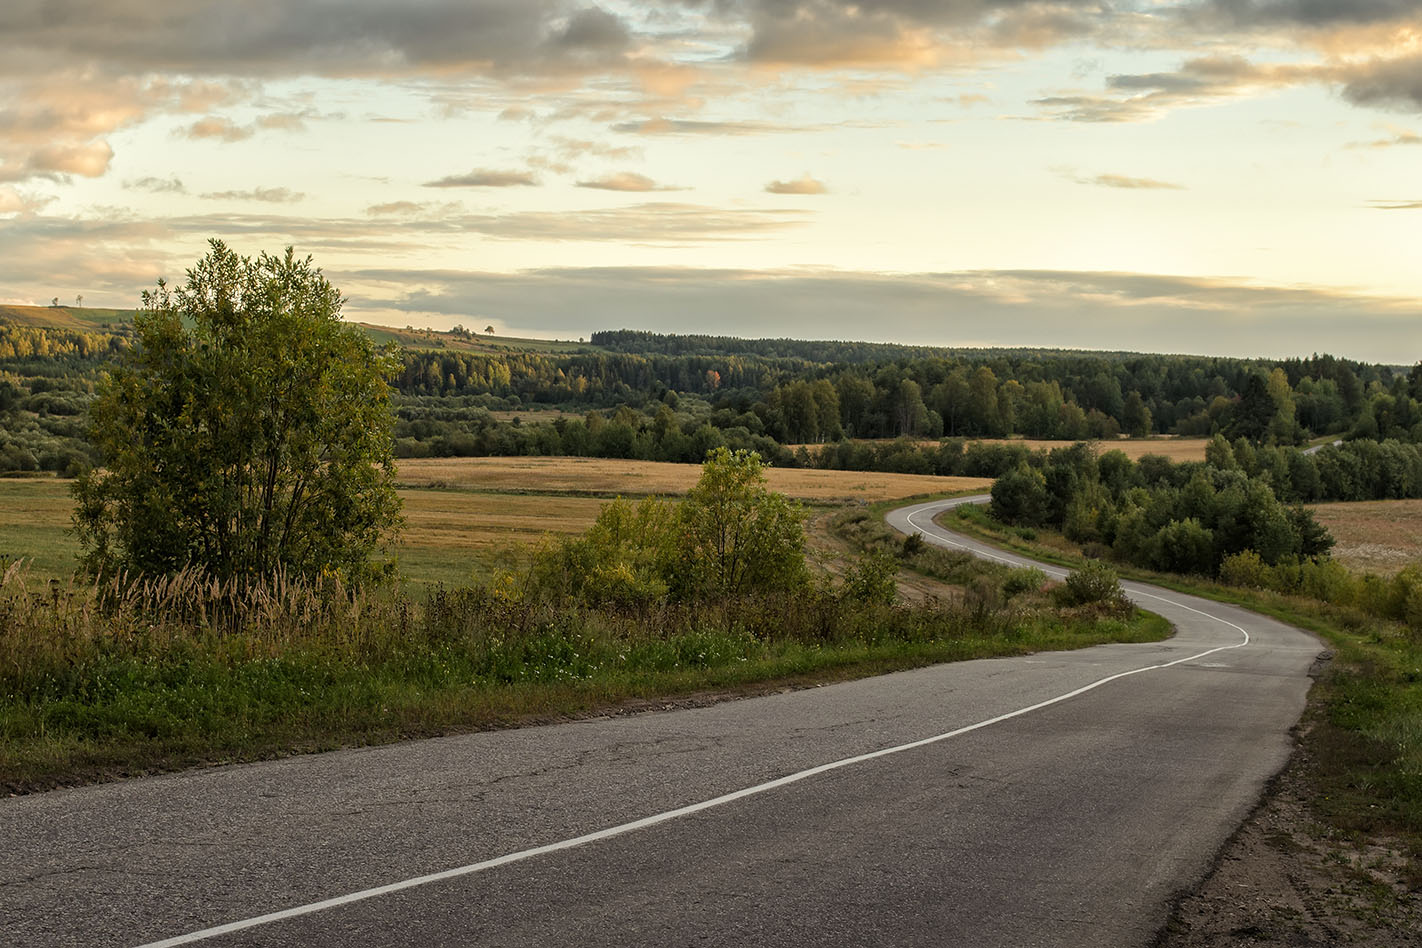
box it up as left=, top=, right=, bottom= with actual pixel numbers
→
left=674, top=447, right=808, bottom=597
left=1056, top=561, right=1129, bottom=611
left=72, top=241, right=402, bottom=581
left=990, top=463, right=1049, bottom=527
left=11, top=307, right=1422, bottom=477
left=1014, top=443, right=1336, bottom=578
left=527, top=448, right=809, bottom=602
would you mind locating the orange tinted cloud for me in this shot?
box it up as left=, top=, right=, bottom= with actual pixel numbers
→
left=765, top=174, right=828, bottom=195
left=576, top=172, right=685, bottom=192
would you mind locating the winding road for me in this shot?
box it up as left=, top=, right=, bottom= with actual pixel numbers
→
left=2, top=496, right=1321, bottom=947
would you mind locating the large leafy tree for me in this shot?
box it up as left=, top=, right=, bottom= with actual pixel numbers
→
left=673, top=447, right=807, bottom=597
left=73, top=240, right=402, bottom=581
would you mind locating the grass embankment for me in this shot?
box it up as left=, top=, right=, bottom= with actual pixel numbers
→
left=937, top=499, right=1422, bottom=869
left=0, top=565, right=1166, bottom=793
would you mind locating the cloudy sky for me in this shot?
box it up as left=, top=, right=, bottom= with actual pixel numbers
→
left=2, top=1, right=1420, bottom=361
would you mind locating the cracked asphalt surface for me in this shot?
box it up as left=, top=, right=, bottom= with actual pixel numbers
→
left=2, top=496, right=1321, bottom=947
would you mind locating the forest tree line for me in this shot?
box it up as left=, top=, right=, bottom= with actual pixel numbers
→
left=2, top=319, right=1417, bottom=475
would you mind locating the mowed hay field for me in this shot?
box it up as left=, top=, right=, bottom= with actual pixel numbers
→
left=789, top=438, right=1210, bottom=463
left=0, top=478, right=605, bottom=587
left=983, top=438, right=1209, bottom=462
left=0, top=479, right=82, bottom=580
left=396, top=456, right=990, bottom=502
left=1, top=461, right=988, bottom=585
left=1311, top=499, right=1422, bottom=576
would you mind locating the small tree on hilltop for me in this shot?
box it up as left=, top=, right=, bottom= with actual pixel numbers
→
left=73, top=239, right=403, bottom=581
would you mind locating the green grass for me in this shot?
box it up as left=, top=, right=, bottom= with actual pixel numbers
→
left=931, top=500, right=1422, bottom=859
left=0, top=576, right=1167, bottom=792
left=0, top=477, right=82, bottom=580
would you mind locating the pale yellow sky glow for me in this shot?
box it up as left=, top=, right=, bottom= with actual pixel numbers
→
left=2, top=1, right=1421, bottom=361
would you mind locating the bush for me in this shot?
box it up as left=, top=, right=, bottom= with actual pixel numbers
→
left=527, top=448, right=808, bottom=604
left=1002, top=566, right=1047, bottom=599
left=1219, top=550, right=1271, bottom=588
left=1057, top=561, right=1128, bottom=610
left=840, top=550, right=899, bottom=605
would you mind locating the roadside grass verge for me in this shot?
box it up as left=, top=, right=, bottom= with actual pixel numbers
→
left=931, top=498, right=1422, bottom=868
left=0, top=566, right=1166, bottom=793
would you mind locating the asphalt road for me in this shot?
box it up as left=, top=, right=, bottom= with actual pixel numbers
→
left=2, top=496, right=1321, bottom=948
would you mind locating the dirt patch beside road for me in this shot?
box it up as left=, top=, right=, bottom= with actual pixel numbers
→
left=1158, top=726, right=1421, bottom=947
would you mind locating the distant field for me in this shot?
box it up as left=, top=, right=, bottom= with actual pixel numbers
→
left=352, top=322, right=596, bottom=355
left=0, top=305, right=594, bottom=357
left=2, top=462, right=985, bottom=584
left=396, top=489, right=607, bottom=585
left=790, top=437, right=1211, bottom=463
left=485, top=409, right=582, bottom=423
left=0, top=477, right=603, bottom=586
left=988, top=437, right=1209, bottom=462
left=0, top=304, right=135, bottom=330
left=396, top=456, right=991, bottom=503
left=0, top=479, right=81, bottom=580
left=1311, top=499, right=1422, bottom=576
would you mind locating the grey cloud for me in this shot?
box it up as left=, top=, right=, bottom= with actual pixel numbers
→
left=0, top=1, right=632, bottom=79
left=199, top=187, right=305, bottom=203
left=341, top=264, right=1420, bottom=363
left=1369, top=199, right=1422, bottom=209
left=1187, top=0, right=1422, bottom=28
left=125, top=176, right=187, bottom=193
left=612, top=118, right=817, bottom=136
left=1106, top=73, right=1215, bottom=94
left=153, top=202, right=811, bottom=244
left=1340, top=54, right=1422, bottom=111
left=423, top=169, right=540, bottom=188
left=1078, top=173, right=1185, bottom=190
left=1043, top=56, right=1318, bottom=122
left=551, top=7, right=631, bottom=51
left=1031, top=95, right=1156, bottom=123
left=733, top=0, right=1115, bottom=67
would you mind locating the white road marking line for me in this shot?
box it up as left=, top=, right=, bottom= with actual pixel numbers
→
left=137, top=499, right=1251, bottom=948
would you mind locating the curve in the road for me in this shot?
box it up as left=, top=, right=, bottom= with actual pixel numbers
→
left=125, top=493, right=1317, bottom=948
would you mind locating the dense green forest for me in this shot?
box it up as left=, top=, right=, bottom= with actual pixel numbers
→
left=2, top=314, right=1417, bottom=476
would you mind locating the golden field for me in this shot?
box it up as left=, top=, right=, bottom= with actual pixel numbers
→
left=1310, top=499, right=1422, bottom=576
left=1, top=460, right=987, bottom=585
left=789, top=437, right=1211, bottom=463
left=395, top=456, right=990, bottom=503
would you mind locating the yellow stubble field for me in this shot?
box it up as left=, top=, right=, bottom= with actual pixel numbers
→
left=2, top=459, right=990, bottom=585
left=1310, top=499, right=1422, bottom=576
left=788, top=438, right=1211, bottom=463
left=394, top=456, right=990, bottom=503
